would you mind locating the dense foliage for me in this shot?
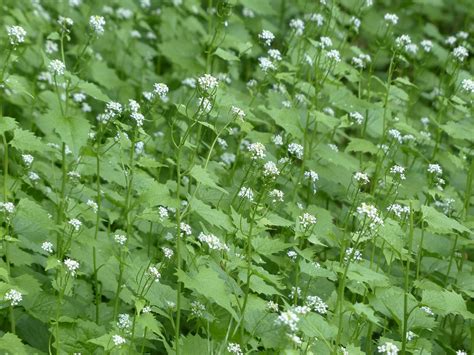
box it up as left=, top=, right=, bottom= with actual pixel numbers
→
left=0, top=0, right=473, bottom=354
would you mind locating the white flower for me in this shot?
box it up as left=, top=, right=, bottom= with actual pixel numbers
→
left=238, top=187, right=254, bottom=201
left=89, top=16, right=106, bottom=35
left=153, top=83, right=169, bottom=99
left=42, top=241, right=54, bottom=254
left=388, top=129, right=403, bottom=143
left=304, top=170, right=319, bottom=183
left=306, top=295, right=328, bottom=314
left=356, top=203, right=384, bottom=229
left=344, top=248, right=363, bottom=263
left=230, top=105, right=245, bottom=120
left=86, top=199, right=98, bottom=213
left=148, top=266, right=161, bottom=282
left=28, top=171, right=40, bottom=181
left=453, top=46, right=469, bottom=62
left=384, top=13, right=399, bottom=25
left=387, top=204, right=410, bottom=218
left=58, top=16, right=74, bottom=28
left=349, top=111, right=364, bottom=125
left=117, top=313, right=131, bottom=329
left=289, top=18, right=305, bottom=35
left=267, top=301, right=279, bottom=312
left=64, top=258, right=80, bottom=276
left=350, top=16, right=361, bottom=31
left=258, top=57, right=276, bottom=72
left=269, top=189, right=284, bottom=202
left=461, top=78, right=474, bottom=94
left=112, top=334, right=126, bottom=347
left=6, top=25, right=27, bottom=45
left=307, top=13, right=324, bottom=26
left=198, top=232, right=229, bottom=251
left=45, top=40, right=58, bottom=54
left=288, top=143, right=304, bottom=159
left=248, top=142, right=266, bottom=160
left=420, top=40, right=433, bottom=52
left=445, top=36, right=457, bottom=46
left=221, top=152, right=236, bottom=166
left=287, top=250, right=297, bottom=261
left=188, top=301, right=205, bottom=318
left=299, top=213, right=317, bottom=229
left=328, top=143, right=339, bottom=152
left=48, top=60, right=66, bottom=76
left=323, top=107, right=335, bottom=116
left=320, top=36, right=333, bottom=49
left=456, top=351, right=467, bottom=355
left=67, top=171, right=81, bottom=179
left=227, top=343, right=243, bottom=355
left=242, top=7, right=255, bottom=18
left=114, top=234, right=127, bottom=245
left=69, top=0, right=82, bottom=6
left=4, top=289, right=22, bottom=306
left=390, top=165, right=406, bottom=180
left=395, top=34, right=411, bottom=48
left=288, top=334, right=302, bottom=346
left=162, top=247, right=173, bottom=259
left=420, top=306, right=434, bottom=316
left=377, top=342, right=399, bottom=355
left=135, top=141, right=144, bottom=155
left=198, top=74, right=218, bottom=92
left=180, top=222, right=192, bottom=236
left=197, top=97, right=212, bottom=114
left=276, top=309, right=299, bottom=332
left=326, top=49, right=341, bottom=63
left=263, top=161, right=280, bottom=177
left=354, top=172, right=370, bottom=184
left=182, top=77, right=196, bottom=88
left=427, top=163, right=443, bottom=175
left=272, top=134, right=283, bottom=146
left=258, top=30, right=275, bottom=46
left=268, top=49, right=282, bottom=61
left=406, top=331, right=417, bottom=341
left=68, top=218, right=82, bottom=231
left=22, top=154, right=34, bottom=167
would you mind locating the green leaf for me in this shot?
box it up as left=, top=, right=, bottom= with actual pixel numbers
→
left=0, top=333, right=28, bottom=355
left=214, top=48, right=240, bottom=61
left=0, top=117, right=17, bottom=134
left=422, top=289, right=474, bottom=319
left=190, top=165, right=228, bottom=194
left=345, top=138, right=378, bottom=154
left=77, top=81, right=110, bottom=102
left=422, top=206, right=470, bottom=234
left=177, top=266, right=238, bottom=319
left=190, top=198, right=233, bottom=231
left=53, top=115, right=91, bottom=157
left=299, top=313, right=337, bottom=340
left=10, top=128, right=45, bottom=152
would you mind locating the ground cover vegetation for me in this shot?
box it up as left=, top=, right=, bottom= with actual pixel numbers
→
left=0, top=0, right=473, bottom=353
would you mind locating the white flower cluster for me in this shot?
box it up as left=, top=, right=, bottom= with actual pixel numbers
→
left=89, top=15, right=106, bottom=35
left=263, top=161, right=280, bottom=178
left=4, top=289, right=22, bottom=306
left=354, top=172, right=370, bottom=185
left=288, top=143, right=304, bottom=159
left=299, top=212, right=317, bottom=229
left=276, top=309, right=299, bottom=332
left=180, top=222, right=192, bottom=236
left=453, top=46, right=468, bottom=62
left=461, top=78, right=474, bottom=94
left=304, top=170, right=319, bottom=183
left=227, top=343, right=243, bottom=355
left=420, top=39, right=433, bottom=52
left=344, top=247, right=363, bottom=263
left=0, top=201, right=15, bottom=214
left=287, top=250, right=297, bottom=261
left=97, top=101, right=123, bottom=123
left=289, top=18, right=305, bottom=36
left=197, top=232, right=229, bottom=252
left=42, top=241, right=54, bottom=254
left=387, top=204, right=410, bottom=218
left=112, top=334, right=126, bottom=346
left=269, top=189, right=284, bottom=202
left=114, top=234, right=127, bottom=245
left=390, top=165, right=406, bottom=180
left=7, top=25, right=27, bottom=46
left=68, top=218, right=82, bottom=231
left=48, top=59, right=66, bottom=76
left=349, top=111, right=364, bottom=125
left=162, top=247, right=174, bottom=259
left=248, top=142, right=266, bottom=159
left=238, top=187, right=254, bottom=201
left=128, top=99, right=144, bottom=127
left=377, top=342, right=399, bottom=355
left=326, top=49, right=341, bottom=63
left=258, top=30, right=275, bottom=46
left=384, top=13, right=399, bottom=25
left=117, top=313, right=131, bottom=330
left=356, top=202, right=384, bottom=229
left=64, top=258, right=80, bottom=276
left=306, top=295, right=328, bottom=314
left=86, top=199, right=98, bottom=213
left=148, top=266, right=161, bottom=282
left=191, top=300, right=206, bottom=317
left=258, top=57, right=276, bottom=72
left=427, top=163, right=442, bottom=175
left=351, top=53, right=371, bottom=69
left=198, top=74, right=219, bottom=92
left=231, top=106, right=245, bottom=120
